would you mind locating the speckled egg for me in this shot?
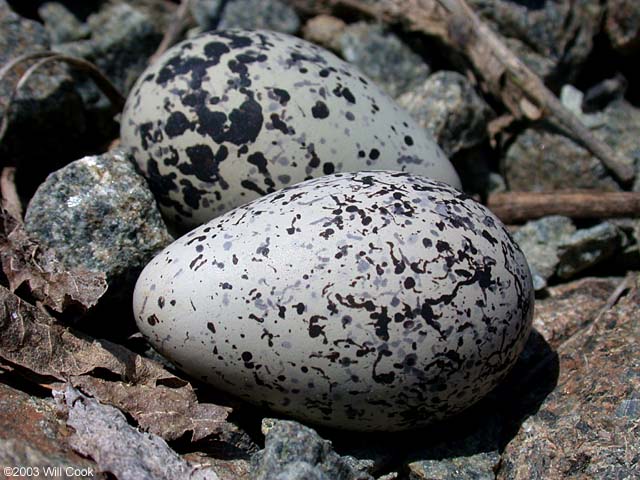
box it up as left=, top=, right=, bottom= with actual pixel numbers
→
left=120, top=29, right=461, bottom=230
left=133, top=171, right=533, bottom=431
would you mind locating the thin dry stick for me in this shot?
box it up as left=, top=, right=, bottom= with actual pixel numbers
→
left=0, top=52, right=126, bottom=143
left=0, top=51, right=57, bottom=81
left=0, top=167, right=22, bottom=221
left=487, top=191, right=640, bottom=224
left=511, top=274, right=634, bottom=393
left=149, top=0, right=192, bottom=64
left=592, top=276, right=633, bottom=324
left=284, top=0, right=635, bottom=184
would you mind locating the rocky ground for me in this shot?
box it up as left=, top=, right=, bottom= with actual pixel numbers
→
left=0, top=0, right=639, bottom=479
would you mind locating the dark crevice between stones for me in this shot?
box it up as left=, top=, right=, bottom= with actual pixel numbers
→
left=0, top=368, right=55, bottom=399
left=6, top=0, right=108, bottom=23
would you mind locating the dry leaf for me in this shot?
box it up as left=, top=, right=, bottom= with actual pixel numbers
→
left=55, top=384, right=221, bottom=480
left=0, top=285, right=252, bottom=449
left=0, top=208, right=107, bottom=312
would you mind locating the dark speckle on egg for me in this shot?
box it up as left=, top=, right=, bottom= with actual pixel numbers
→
left=120, top=29, right=461, bottom=231
left=133, top=171, right=533, bottom=432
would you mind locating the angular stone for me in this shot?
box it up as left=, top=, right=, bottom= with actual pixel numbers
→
left=467, top=0, right=602, bottom=83
left=24, top=149, right=173, bottom=288
left=338, top=22, right=430, bottom=98
left=560, top=84, right=606, bottom=128
left=501, top=35, right=555, bottom=80
left=556, top=222, right=622, bottom=279
left=605, top=0, right=640, bottom=55
left=0, top=382, right=103, bottom=479
left=56, top=2, right=161, bottom=95
left=508, top=89, right=640, bottom=193
left=397, top=71, right=492, bottom=157
left=498, top=275, right=640, bottom=479
left=54, top=1, right=162, bottom=143
left=190, top=0, right=224, bottom=31
left=405, top=420, right=501, bottom=480
left=512, top=216, right=576, bottom=285
left=112, top=0, right=177, bottom=33
left=251, top=420, right=374, bottom=480
left=38, top=2, right=90, bottom=44
left=218, top=0, right=300, bottom=34
left=503, top=126, right=622, bottom=192
left=407, top=453, right=498, bottom=480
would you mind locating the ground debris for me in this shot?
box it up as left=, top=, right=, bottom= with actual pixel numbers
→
left=0, top=208, right=107, bottom=312
left=498, top=273, right=640, bottom=479
left=0, top=285, right=249, bottom=448
left=54, top=384, right=221, bottom=480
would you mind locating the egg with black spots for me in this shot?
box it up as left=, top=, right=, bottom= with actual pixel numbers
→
left=133, top=171, right=534, bottom=432
left=120, top=29, right=461, bottom=230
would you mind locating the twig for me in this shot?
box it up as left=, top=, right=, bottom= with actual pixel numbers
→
left=510, top=274, right=634, bottom=392
left=283, top=0, right=635, bottom=184
left=0, top=167, right=22, bottom=221
left=149, top=0, right=192, bottom=65
left=487, top=191, right=640, bottom=224
left=0, top=52, right=125, bottom=144
left=592, top=276, right=632, bottom=323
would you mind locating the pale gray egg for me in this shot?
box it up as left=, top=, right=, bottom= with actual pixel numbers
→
left=133, top=171, right=533, bottom=432
left=120, top=29, right=461, bottom=230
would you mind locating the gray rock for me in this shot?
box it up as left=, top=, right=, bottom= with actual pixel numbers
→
left=56, top=2, right=162, bottom=95
left=339, top=22, right=430, bottom=99
left=593, top=100, right=640, bottom=191
left=404, top=408, right=502, bottom=480
left=407, top=452, right=499, bottom=480
left=556, top=222, right=622, bottom=279
left=487, top=172, right=507, bottom=195
left=501, top=35, right=555, bottom=81
left=112, top=0, right=177, bottom=33
left=0, top=0, right=86, bottom=169
left=467, top=0, right=602, bottom=83
left=217, top=0, right=300, bottom=35
left=38, top=2, right=91, bottom=44
left=605, top=0, right=640, bottom=55
left=516, top=89, right=640, bottom=191
left=54, top=1, right=162, bottom=141
left=251, top=420, right=374, bottom=480
left=503, top=126, right=622, bottom=192
left=190, top=0, right=224, bottom=31
left=512, top=216, right=576, bottom=286
left=24, top=149, right=173, bottom=289
left=397, top=71, right=492, bottom=157
left=560, top=84, right=606, bottom=129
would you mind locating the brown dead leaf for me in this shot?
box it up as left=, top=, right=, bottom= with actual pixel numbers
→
left=0, top=207, right=107, bottom=312
left=0, top=285, right=252, bottom=449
